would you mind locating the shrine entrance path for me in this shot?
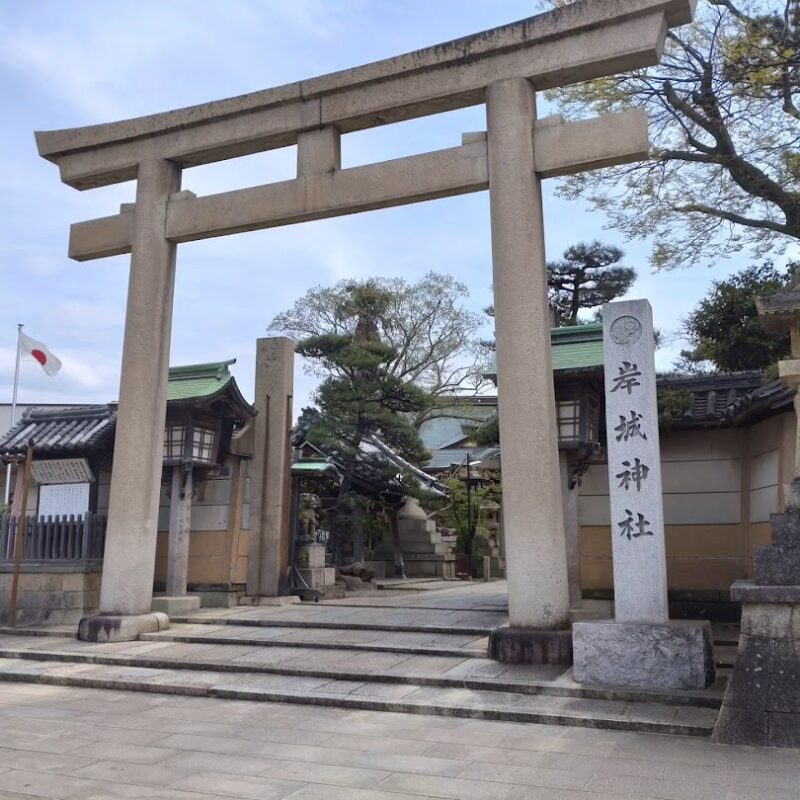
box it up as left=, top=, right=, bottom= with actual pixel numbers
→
left=0, top=682, right=798, bottom=800
left=0, top=581, right=734, bottom=738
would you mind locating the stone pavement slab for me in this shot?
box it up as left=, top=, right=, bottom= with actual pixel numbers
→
left=0, top=681, right=792, bottom=799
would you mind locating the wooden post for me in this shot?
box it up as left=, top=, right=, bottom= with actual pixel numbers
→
left=9, top=442, right=34, bottom=627
left=81, top=512, right=92, bottom=562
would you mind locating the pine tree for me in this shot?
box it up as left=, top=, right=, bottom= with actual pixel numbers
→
left=296, top=282, right=430, bottom=561
left=548, top=241, right=636, bottom=325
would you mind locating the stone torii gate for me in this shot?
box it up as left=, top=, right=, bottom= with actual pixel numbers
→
left=36, top=0, right=695, bottom=647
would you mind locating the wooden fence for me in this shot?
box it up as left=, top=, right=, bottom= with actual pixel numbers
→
left=0, top=513, right=106, bottom=564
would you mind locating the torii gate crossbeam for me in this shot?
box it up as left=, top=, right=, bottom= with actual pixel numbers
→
left=35, top=0, right=696, bottom=654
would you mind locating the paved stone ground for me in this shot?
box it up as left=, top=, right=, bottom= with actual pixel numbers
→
left=0, top=681, right=797, bottom=800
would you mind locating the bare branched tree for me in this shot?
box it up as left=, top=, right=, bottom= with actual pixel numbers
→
left=540, top=0, right=800, bottom=269
left=269, top=272, right=490, bottom=425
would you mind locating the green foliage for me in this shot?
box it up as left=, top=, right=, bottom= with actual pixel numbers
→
left=472, top=414, right=499, bottom=446
left=483, top=239, right=634, bottom=349
left=541, top=0, right=800, bottom=269
left=270, top=272, right=489, bottom=422
left=297, top=282, right=430, bottom=467
left=678, top=262, right=792, bottom=372
left=656, top=388, right=694, bottom=428
left=548, top=241, right=637, bottom=325
left=437, top=474, right=502, bottom=575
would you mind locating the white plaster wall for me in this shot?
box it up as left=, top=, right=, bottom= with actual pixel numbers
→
left=749, top=449, right=780, bottom=523
left=579, top=428, right=743, bottom=526
left=746, top=417, right=782, bottom=524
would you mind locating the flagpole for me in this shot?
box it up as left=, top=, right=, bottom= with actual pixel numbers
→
left=3, top=324, right=23, bottom=506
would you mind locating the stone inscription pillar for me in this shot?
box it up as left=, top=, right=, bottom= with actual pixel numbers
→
left=79, top=158, right=180, bottom=641
left=572, top=299, right=715, bottom=690
left=602, top=300, right=668, bottom=622
left=485, top=78, right=571, bottom=665
left=245, top=337, right=295, bottom=599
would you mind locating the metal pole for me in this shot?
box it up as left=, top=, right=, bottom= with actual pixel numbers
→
left=466, top=453, right=473, bottom=575
left=3, top=324, right=23, bottom=507
left=8, top=440, right=33, bottom=626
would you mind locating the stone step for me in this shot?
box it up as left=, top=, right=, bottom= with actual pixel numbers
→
left=376, top=528, right=443, bottom=543
left=396, top=542, right=454, bottom=555
left=170, top=613, right=497, bottom=636
left=0, top=636, right=725, bottom=709
left=140, top=624, right=490, bottom=658
left=141, top=626, right=731, bottom=670
left=0, top=655, right=718, bottom=736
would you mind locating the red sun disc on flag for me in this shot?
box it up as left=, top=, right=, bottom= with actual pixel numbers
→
left=32, top=349, right=47, bottom=367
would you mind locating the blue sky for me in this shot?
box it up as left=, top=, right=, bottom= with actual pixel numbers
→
left=0, top=0, right=788, bottom=412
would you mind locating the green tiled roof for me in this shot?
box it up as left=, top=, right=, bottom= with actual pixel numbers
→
left=167, top=359, right=256, bottom=419
left=550, top=323, right=604, bottom=372
left=167, top=360, right=238, bottom=402
left=485, top=323, right=604, bottom=377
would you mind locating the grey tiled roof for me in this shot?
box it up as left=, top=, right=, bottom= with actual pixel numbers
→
left=418, top=404, right=497, bottom=451
left=656, top=372, right=793, bottom=427
left=425, top=448, right=475, bottom=470
left=0, top=405, right=117, bottom=457
left=293, top=408, right=448, bottom=499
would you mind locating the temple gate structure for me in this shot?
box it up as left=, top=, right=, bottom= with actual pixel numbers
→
left=35, top=0, right=696, bottom=648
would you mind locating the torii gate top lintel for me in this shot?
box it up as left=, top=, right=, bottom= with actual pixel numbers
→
left=37, top=0, right=694, bottom=191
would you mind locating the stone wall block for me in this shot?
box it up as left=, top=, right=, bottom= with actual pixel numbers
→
left=740, top=603, right=792, bottom=638
left=768, top=711, right=800, bottom=748
left=724, top=636, right=773, bottom=710
left=768, top=639, right=800, bottom=713
left=17, top=607, right=63, bottom=626
left=712, top=706, right=769, bottom=746
left=19, top=591, right=67, bottom=613
left=60, top=573, right=88, bottom=591
left=790, top=606, right=800, bottom=639
left=63, top=590, right=92, bottom=609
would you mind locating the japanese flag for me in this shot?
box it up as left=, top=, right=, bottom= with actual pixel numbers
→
left=20, top=331, right=62, bottom=377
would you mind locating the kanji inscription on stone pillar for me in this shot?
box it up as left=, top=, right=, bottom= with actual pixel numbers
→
left=603, top=299, right=668, bottom=622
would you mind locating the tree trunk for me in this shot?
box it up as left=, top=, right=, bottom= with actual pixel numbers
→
left=331, top=433, right=363, bottom=564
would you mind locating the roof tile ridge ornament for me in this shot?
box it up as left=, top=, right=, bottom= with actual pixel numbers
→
left=168, top=359, right=237, bottom=382
left=25, top=404, right=115, bottom=422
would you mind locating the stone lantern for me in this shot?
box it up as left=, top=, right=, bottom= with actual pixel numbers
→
left=712, top=282, right=800, bottom=747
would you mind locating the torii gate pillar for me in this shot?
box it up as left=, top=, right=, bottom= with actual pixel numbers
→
left=78, top=159, right=179, bottom=642
left=486, top=78, right=571, bottom=663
